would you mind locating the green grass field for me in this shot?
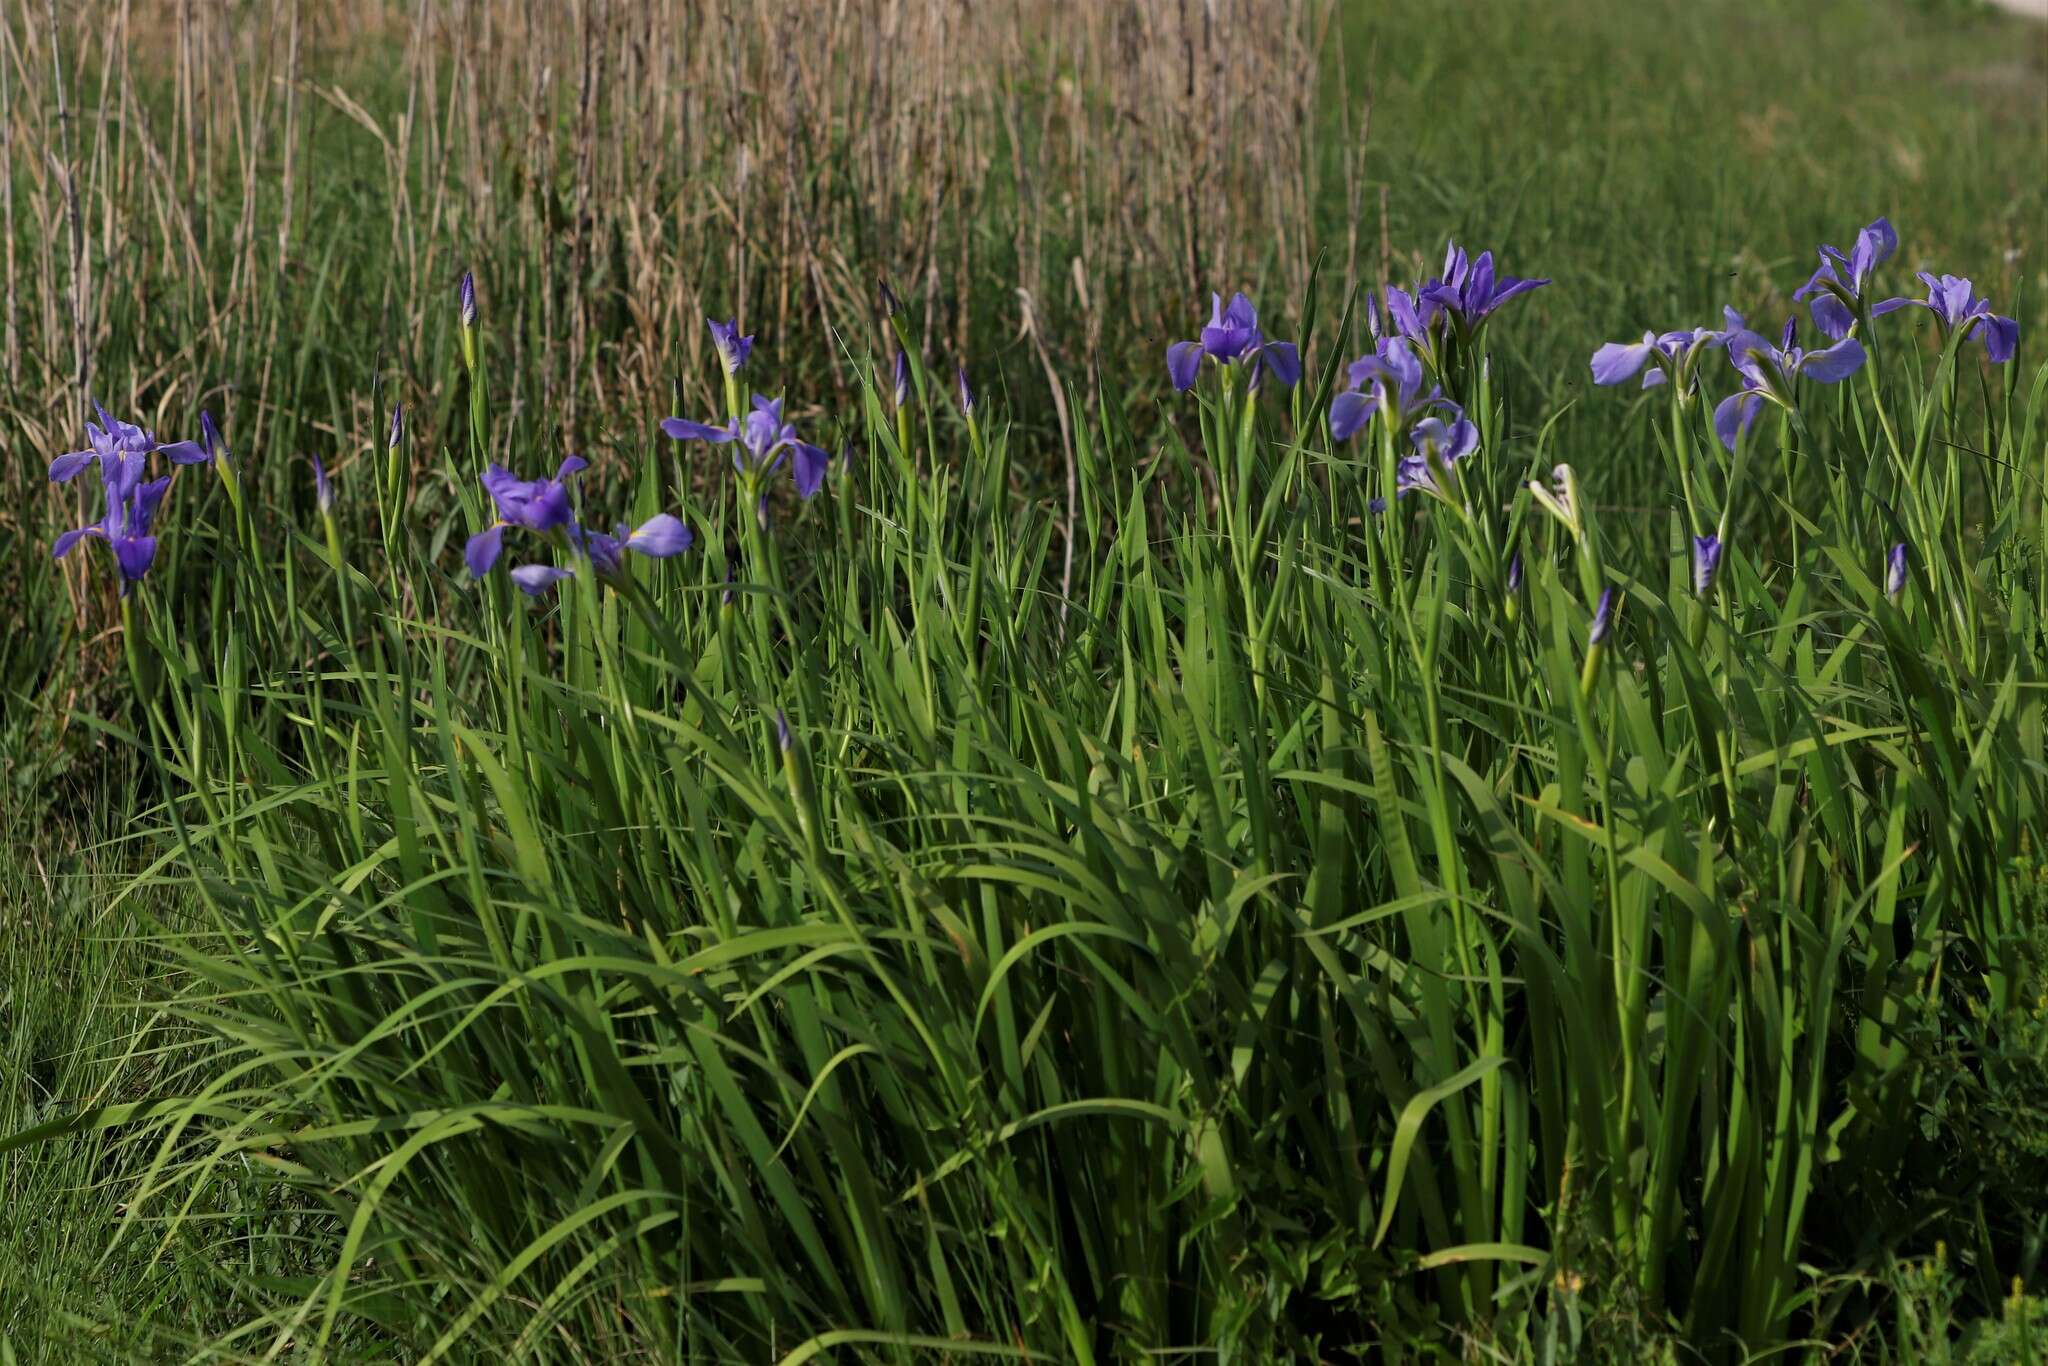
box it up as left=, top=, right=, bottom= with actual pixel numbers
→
left=4, top=1, right=2046, bottom=1361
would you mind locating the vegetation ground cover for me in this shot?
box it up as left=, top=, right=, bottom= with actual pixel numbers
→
left=3, top=1, right=2045, bottom=1360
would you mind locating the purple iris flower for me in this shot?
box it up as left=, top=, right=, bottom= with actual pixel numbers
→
left=311, top=454, right=334, bottom=513
left=51, top=442, right=172, bottom=593
left=1166, top=292, right=1301, bottom=393
left=1589, top=587, right=1616, bottom=646
left=1420, top=242, right=1549, bottom=331
left=1874, top=273, right=2018, bottom=363
left=661, top=395, right=831, bottom=500
left=1692, top=534, right=1723, bottom=596
left=879, top=279, right=902, bottom=318
left=388, top=403, right=404, bottom=449
left=708, top=317, right=756, bottom=376
left=1793, top=217, right=1895, bottom=340
left=465, top=454, right=588, bottom=576
left=957, top=364, right=976, bottom=416
left=49, top=399, right=207, bottom=481
left=892, top=350, right=911, bottom=408
left=508, top=515, right=694, bottom=596
left=1885, top=542, right=1908, bottom=600
left=460, top=270, right=478, bottom=328
left=1330, top=337, right=1448, bottom=442
left=1713, top=313, right=1866, bottom=450
left=1507, top=550, right=1523, bottom=594
left=1590, top=325, right=1730, bottom=392
left=775, top=709, right=792, bottom=753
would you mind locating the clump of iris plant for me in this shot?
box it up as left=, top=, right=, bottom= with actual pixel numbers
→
left=1329, top=337, right=1448, bottom=443
left=1713, top=313, right=1866, bottom=451
left=1874, top=273, right=2018, bottom=363
left=507, top=517, right=694, bottom=597
left=48, top=401, right=211, bottom=593
left=1793, top=217, right=1896, bottom=340
left=1419, top=242, right=1550, bottom=340
left=1589, top=322, right=1732, bottom=397
left=464, top=455, right=587, bottom=576
left=662, top=394, right=831, bottom=503
left=1166, top=292, right=1300, bottom=393
left=1392, top=412, right=1479, bottom=511
left=51, top=442, right=171, bottom=591
left=461, top=454, right=693, bottom=595
left=1371, top=244, right=1547, bottom=372
left=49, top=399, right=209, bottom=481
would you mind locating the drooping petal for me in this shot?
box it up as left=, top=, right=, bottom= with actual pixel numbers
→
left=554, top=454, right=589, bottom=481
left=1382, top=337, right=1424, bottom=395
left=49, top=450, right=95, bottom=482
left=1799, top=336, right=1866, bottom=384
left=1329, top=391, right=1372, bottom=444
left=158, top=440, right=210, bottom=465
left=625, top=513, right=693, bottom=558
left=1724, top=331, right=1777, bottom=390
left=1441, top=415, right=1479, bottom=465
left=1981, top=314, right=2019, bottom=364
left=1590, top=337, right=1654, bottom=386
left=578, top=528, right=626, bottom=577
left=661, top=416, right=736, bottom=443
left=113, top=535, right=158, bottom=582
left=465, top=523, right=507, bottom=577
left=511, top=563, right=575, bottom=596
left=1806, top=293, right=1855, bottom=342
left=1871, top=296, right=1920, bottom=317
left=791, top=442, right=831, bottom=500
left=132, top=477, right=172, bottom=536
left=1256, top=340, right=1301, bottom=389
left=523, top=480, right=575, bottom=532
left=1166, top=340, right=1204, bottom=393
left=1713, top=390, right=1766, bottom=452
left=52, top=526, right=98, bottom=558
left=480, top=464, right=529, bottom=520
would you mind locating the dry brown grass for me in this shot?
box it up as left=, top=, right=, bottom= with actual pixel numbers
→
left=1, top=0, right=1357, bottom=485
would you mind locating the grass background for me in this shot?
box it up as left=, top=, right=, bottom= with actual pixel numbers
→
left=2, top=0, right=2045, bottom=1358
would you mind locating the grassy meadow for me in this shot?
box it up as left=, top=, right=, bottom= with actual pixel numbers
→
left=3, top=0, right=2047, bottom=1361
